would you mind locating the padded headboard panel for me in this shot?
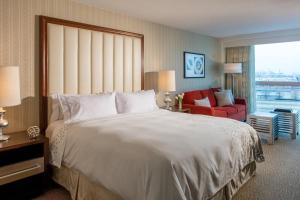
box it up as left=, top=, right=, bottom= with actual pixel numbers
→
left=40, top=16, right=144, bottom=131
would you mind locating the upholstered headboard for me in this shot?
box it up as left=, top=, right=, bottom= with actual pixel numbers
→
left=39, top=16, right=144, bottom=131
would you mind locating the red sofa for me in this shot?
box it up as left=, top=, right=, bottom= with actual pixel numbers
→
left=182, top=88, right=247, bottom=121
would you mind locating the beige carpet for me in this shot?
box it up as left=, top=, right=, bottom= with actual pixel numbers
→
left=233, top=134, right=300, bottom=200
left=35, top=135, right=300, bottom=200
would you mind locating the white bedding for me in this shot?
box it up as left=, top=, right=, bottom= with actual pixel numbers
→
left=46, top=110, right=263, bottom=200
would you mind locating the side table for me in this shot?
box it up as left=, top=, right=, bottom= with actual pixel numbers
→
left=247, top=112, right=278, bottom=144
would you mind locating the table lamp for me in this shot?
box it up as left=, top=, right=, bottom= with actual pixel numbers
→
left=158, top=70, right=176, bottom=110
left=0, top=66, right=21, bottom=140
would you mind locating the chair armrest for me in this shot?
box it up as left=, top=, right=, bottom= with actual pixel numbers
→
left=234, top=98, right=247, bottom=105
left=182, top=104, right=213, bottom=115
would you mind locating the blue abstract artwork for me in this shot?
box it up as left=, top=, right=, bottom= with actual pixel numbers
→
left=184, top=52, right=205, bottom=78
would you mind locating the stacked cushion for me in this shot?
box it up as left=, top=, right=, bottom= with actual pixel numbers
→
left=58, top=93, right=117, bottom=123
left=194, top=97, right=211, bottom=107
left=116, top=90, right=158, bottom=114
left=49, top=90, right=159, bottom=124
left=214, top=90, right=234, bottom=107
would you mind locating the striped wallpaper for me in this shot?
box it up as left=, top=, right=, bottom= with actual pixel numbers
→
left=0, top=0, right=222, bottom=133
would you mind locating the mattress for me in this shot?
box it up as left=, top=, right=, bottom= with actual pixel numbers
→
left=46, top=109, right=264, bottom=200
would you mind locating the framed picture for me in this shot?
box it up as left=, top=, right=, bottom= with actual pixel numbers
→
left=184, top=52, right=205, bottom=78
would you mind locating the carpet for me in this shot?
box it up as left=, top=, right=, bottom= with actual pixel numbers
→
left=233, top=134, right=300, bottom=200
left=34, top=135, right=300, bottom=200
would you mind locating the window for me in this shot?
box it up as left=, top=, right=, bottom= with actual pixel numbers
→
left=255, top=41, right=300, bottom=112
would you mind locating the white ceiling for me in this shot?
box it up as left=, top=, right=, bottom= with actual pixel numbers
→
left=76, top=0, right=300, bottom=38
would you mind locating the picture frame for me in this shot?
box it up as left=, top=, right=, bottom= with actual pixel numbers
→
left=184, top=52, right=205, bottom=78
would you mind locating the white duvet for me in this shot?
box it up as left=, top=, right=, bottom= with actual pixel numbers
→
left=47, top=109, right=263, bottom=200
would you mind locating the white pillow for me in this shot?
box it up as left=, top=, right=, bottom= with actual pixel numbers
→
left=194, top=97, right=211, bottom=107
left=49, top=93, right=80, bottom=123
left=116, top=90, right=158, bottom=114
left=49, top=94, right=63, bottom=123
left=214, top=91, right=234, bottom=106
left=59, top=93, right=117, bottom=123
left=223, top=89, right=235, bottom=103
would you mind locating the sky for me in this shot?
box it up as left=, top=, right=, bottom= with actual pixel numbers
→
left=255, top=41, right=300, bottom=74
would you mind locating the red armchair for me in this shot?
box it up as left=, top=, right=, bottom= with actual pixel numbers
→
left=182, top=88, right=247, bottom=121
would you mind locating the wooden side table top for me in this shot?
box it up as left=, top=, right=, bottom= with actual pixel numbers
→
left=247, top=112, right=278, bottom=119
left=171, top=107, right=191, bottom=113
left=161, top=106, right=191, bottom=113
left=0, top=131, right=47, bottom=152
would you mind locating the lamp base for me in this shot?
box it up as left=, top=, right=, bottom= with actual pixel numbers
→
left=0, top=110, right=9, bottom=141
left=164, top=92, right=172, bottom=110
left=0, top=135, right=9, bottom=141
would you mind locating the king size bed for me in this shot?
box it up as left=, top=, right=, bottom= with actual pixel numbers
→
left=40, top=16, right=264, bottom=200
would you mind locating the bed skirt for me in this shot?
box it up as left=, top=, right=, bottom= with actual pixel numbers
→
left=52, top=161, right=256, bottom=200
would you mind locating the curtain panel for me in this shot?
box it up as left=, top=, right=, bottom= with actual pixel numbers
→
left=225, top=46, right=256, bottom=113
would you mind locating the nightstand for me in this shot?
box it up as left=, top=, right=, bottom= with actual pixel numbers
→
left=0, top=131, right=49, bottom=198
left=171, top=107, right=191, bottom=113
left=161, top=106, right=191, bottom=113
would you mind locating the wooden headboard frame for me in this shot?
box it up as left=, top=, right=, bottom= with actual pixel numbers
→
left=39, top=16, right=144, bottom=132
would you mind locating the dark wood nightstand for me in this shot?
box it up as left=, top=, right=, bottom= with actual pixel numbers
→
left=0, top=131, right=49, bottom=199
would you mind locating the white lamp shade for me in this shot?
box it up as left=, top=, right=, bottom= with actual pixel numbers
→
left=158, top=70, right=176, bottom=92
left=224, top=63, right=242, bottom=74
left=0, top=66, right=21, bottom=107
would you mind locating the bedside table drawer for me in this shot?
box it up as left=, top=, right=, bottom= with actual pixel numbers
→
left=0, top=157, right=44, bottom=185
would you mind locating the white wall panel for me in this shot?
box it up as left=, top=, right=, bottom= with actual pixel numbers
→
left=47, top=27, right=142, bottom=96
left=78, top=29, right=92, bottom=94
left=133, top=38, right=142, bottom=91
left=103, top=33, right=114, bottom=92
left=124, top=37, right=133, bottom=92
left=114, top=35, right=124, bottom=92
left=91, top=31, right=103, bottom=93
left=48, top=24, right=64, bottom=94
left=64, top=27, right=78, bottom=94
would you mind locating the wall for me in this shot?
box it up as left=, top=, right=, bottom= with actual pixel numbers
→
left=221, top=28, right=300, bottom=48
left=0, top=0, right=222, bottom=133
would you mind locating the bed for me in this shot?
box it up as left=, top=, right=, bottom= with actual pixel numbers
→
left=40, top=16, right=264, bottom=200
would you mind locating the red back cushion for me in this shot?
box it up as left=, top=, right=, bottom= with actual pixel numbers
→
left=200, top=89, right=217, bottom=107
left=183, top=90, right=202, bottom=104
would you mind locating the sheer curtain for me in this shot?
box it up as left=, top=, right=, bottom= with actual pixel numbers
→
left=225, top=46, right=256, bottom=113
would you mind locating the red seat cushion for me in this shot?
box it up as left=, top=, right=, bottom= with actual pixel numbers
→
left=183, top=90, right=202, bottom=105
left=200, top=89, right=217, bottom=107
left=214, top=106, right=237, bottom=115
left=229, top=104, right=246, bottom=112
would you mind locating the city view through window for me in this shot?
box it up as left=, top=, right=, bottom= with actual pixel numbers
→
left=255, top=41, right=300, bottom=112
